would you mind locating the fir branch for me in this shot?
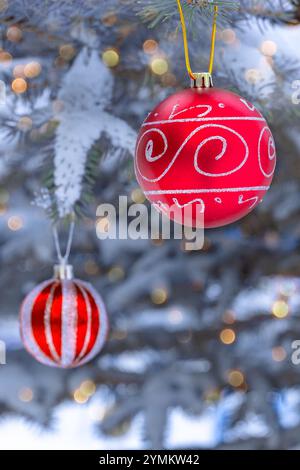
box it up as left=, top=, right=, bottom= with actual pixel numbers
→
left=237, top=0, right=300, bottom=26
left=138, top=0, right=240, bottom=28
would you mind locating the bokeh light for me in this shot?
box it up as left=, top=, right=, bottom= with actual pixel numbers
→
left=0, top=51, right=12, bottom=65
left=59, top=44, right=76, bottom=61
left=11, top=78, right=27, bottom=94
left=272, top=300, right=289, bottom=319
left=220, top=328, right=236, bottom=345
left=131, top=188, right=146, bottom=204
left=272, top=346, right=287, bottom=362
left=150, top=57, right=168, bottom=75
left=245, top=68, right=262, bottom=84
left=6, top=25, right=22, bottom=42
left=24, top=61, right=42, bottom=78
left=221, top=28, right=237, bottom=44
left=17, top=116, right=33, bottom=132
left=8, top=215, right=23, bottom=231
left=227, top=370, right=244, bottom=387
left=261, top=40, right=277, bottom=57
left=108, top=265, right=125, bottom=282
left=143, top=39, right=158, bottom=54
left=151, top=287, right=168, bottom=304
left=102, top=49, right=120, bottom=67
left=18, top=387, right=33, bottom=402
left=168, top=308, right=183, bottom=325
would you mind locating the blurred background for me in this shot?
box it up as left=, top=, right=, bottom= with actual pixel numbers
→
left=0, top=0, right=300, bottom=450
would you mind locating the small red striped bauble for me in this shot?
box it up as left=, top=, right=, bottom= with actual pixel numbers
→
left=20, top=265, right=108, bottom=368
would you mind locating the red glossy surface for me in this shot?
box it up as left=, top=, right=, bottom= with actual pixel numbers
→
left=135, top=88, right=276, bottom=228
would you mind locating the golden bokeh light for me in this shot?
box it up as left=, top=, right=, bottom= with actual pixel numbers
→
left=108, top=265, right=125, bottom=282
left=80, top=380, right=96, bottom=397
left=227, top=370, right=244, bottom=387
left=150, top=57, right=168, bottom=75
left=220, top=328, right=236, bottom=345
left=59, top=44, right=76, bottom=61
left=102, top=49, right=120, bottom=68
left=73, top=389, right=88, bottom=404
left=151, top=287, right=168, bottom=305
left=11, top=77, right=27, bottom=94
left=272, top=300, right=289, bottom=319
left=131, top=188, right=145, bottom=204
left=24, top=61, right=42, bottom=78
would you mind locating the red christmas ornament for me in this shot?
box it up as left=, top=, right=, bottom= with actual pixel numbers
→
left=135, top=85, right=276, bottom=228
left=20, top=265, right=108, bottom=368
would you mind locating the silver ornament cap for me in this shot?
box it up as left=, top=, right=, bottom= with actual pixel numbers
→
left=53, top=264, right=74, bottom=280
left=191, top=72, right=213, bottom=89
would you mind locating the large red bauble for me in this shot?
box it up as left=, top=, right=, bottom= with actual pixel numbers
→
left=135, top=88, right=276, bottom=228
left=20, top=275, right=108, bottom=368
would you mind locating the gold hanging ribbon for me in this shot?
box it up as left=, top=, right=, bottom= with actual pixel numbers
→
left=176, top=0, right=219, bottom=79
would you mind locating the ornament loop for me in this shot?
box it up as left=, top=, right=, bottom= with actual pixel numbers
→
left=176, top=1, right=219, bottom=80
left=52, top=214, right=75, bottom=265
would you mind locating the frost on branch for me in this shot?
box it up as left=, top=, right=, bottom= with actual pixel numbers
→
left=54, top=47, right=136, bottom=218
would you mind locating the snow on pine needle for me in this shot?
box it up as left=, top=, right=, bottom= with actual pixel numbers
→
left=54, top=47, right=136, bottom=218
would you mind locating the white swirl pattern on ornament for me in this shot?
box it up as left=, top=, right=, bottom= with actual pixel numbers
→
left=173, top=197, right=205, bottom=213
left=136, top=123, right=249, bottom=182
left=194, top=125, right=249, bottom=177
left=238, top=194, right=259, bottom=209
left=168, top=104, right=212, bottom=120
left=258, top=127, right=276, bottom=178
left=240, top=98, right=256, bottom=111
left=142, top=128, right=168, bottom=162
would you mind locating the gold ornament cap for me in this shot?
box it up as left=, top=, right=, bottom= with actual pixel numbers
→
left=53, top=264, right=74, bottom=280
left=191, top=72, right=213, bottom=89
